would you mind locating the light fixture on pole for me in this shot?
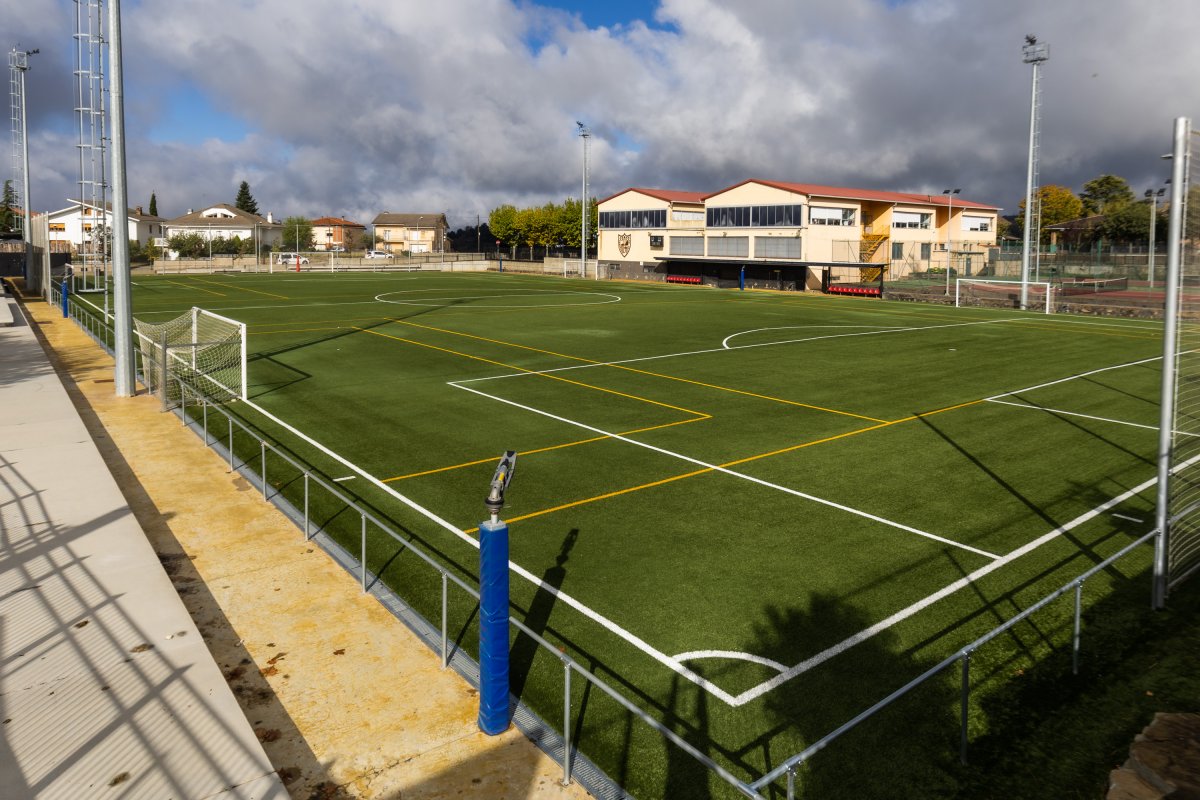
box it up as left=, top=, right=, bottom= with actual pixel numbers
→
left=10, top=47, right=38, bottom=285
left=577, top=121, right=590, bottom=279
left=1146, top=187, right=1166, bottom=289
left=943, top=188, right=960, bottom=296
left=1019, top=34, right=1049, bottom=311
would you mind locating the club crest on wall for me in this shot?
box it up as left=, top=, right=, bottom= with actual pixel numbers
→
left=618, top=233, right=632, bottom=257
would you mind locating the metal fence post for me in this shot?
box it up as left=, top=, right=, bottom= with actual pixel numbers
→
left=562, top=660, right=572, bottom=786
left=260, top=441, right=268, bottom=499
left=441, top=571, right=449, bottom=668
left=960, top=650, right=972, bottom=763
left=159, top=331, right=169, bottom=412
left=361, top=513, right=367, bottom=592
left=228, top=417, right=234, bottom=472
left=303, top=472, right=310, bottom=539
left=1072, top=581, right=1083, bottom=675
left=787, top=765, right=796, bottom=800
left=202, top=402, right=209, bottom=446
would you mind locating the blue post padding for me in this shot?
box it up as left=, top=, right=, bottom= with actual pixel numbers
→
left=477, top=519, right=511, bottom=735
left=739, top=266, right=745, bottom=291
left=61, top=278, right=69, bottom=318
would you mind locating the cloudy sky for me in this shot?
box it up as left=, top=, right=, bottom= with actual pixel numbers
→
left=6, top=0, right=1200, bottom=228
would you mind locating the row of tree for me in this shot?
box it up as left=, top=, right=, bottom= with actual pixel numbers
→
left=488, top=199, right=599, bottom=259
left=1014, top=174, right=1200, bottom=247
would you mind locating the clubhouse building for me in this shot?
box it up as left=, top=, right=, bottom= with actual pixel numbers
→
left=596, top=180, right=1000, bottom=291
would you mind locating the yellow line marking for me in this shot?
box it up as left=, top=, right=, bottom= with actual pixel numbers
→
left=464, top=397, right=990, bottom=531
left=1005, top=320, right=1161, bottom=341
left=391, top=318, right=883, bottom=422
left=354, top=327, right=711, bottom=419
left=194, top=278, right=290, bottom=300
left=164, top=279, right=225, bottom=297
left=384, top=417, right=704, bottom=482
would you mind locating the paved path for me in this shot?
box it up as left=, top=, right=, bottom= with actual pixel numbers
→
left=7, top=286, right=592, bottom=799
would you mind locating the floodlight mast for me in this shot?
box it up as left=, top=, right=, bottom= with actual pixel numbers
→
left=1020, top=35, right=1048, bottom=311
left=10, top=47, right=36, bottom=285
left=577, top=121, right=590, bottom=279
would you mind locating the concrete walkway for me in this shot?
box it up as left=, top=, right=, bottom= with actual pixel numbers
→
left=4, top=285, right=592, bottom=799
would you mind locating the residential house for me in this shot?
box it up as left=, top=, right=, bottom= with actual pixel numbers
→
left=45, top=200, right=167, bottom=256
left=371, top=213, right=448, bottom=254
left=312, top=216, right=366, bottom=250
left=163, top=204, right=285, bottom=255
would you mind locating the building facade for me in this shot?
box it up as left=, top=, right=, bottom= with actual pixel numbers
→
left=45, top=201, right=166, bottom=254
left=597, top=180, right=999, bottom=289
left=311, top=216, right=366, bottom=250
left=371, top=213, right=448, bottom=254
left=163, top=204, right=285, bottom=253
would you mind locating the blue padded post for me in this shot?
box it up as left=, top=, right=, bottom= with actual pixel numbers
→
left=739, top=265, right=745, bottom=291
left=61, top=275, right=70, bottom=318
left=477, top=518, right=511, bottom=734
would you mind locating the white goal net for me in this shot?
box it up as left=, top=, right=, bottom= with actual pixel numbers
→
left=133, top=307, right=247, bottom=407
left=955, top=278, right=1052, bottom=313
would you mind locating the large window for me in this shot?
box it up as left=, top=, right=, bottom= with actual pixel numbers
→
left=599, top=209, right=667, bottom=229
left=809, top=206, right=856, bottom=226
left=891, top=242, right=905, bottom=260
left=755, top=237, right=801, bottom=258
left=962, top=215, right=991, bottom=232
left=893, top=211, right=932, bottom=229
left=706, top=204, right=803, bottom=228
left=707, top=236, right=749, bottom=257
left=672, top=210, right=704, bottom=222
left=669, top=236, right=704, bottom=256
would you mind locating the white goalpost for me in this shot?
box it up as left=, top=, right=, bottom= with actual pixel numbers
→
left=133, top=307, right=247, bottom=406
left=955, top=278, right=1052, bottom=313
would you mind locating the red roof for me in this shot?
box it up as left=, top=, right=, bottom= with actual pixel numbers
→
left=705, top=179, right=1000, bottom=211
left=598, top=187, right=708, bottom=205
left=311, top=216, right=364, bottom=227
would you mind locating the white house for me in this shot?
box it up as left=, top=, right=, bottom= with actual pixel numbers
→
left=46, top=200, right=167, bottom=254
left=163, top=204, right=285, bottom=251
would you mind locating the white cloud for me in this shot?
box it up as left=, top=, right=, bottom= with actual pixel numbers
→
left=9, top=0, right=1200, bottom=228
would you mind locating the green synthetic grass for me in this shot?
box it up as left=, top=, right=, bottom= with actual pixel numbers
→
left=69, top=272, right=1183, bottom=798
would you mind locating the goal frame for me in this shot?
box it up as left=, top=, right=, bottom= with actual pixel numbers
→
left=955, top=278, right=1052, bottom=314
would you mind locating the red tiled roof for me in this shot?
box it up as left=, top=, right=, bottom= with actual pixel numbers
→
left=705, top=179, right=1000, bottom=210
left=311, top=216, right=364, bottom=227
left=598, top=187, right=707, bottom=205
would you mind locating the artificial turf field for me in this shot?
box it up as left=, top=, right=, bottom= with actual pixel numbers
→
left=76, top=270, right=1171, bottom=797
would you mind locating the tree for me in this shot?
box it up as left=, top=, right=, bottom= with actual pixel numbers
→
left=235, top=181, right=259, bottom=215
left=489, top=204, right=518, bottom=257
left=148, top=191, right=158, bottom=217
left=1017, top=185, right=1083, bottom=242
left=1099, top=201, right=1154, bottom=244
left=0, top=180, right=17, bottom=233
left=1080, top=174, right=1134, bottom=216
left=356, top=230, right=375, bottom=251
left=168, top=232, right=206, bottom=258
left=280, top=216, right=313, bottom=251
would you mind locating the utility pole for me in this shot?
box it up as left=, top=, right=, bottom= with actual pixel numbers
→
left=109, top=0, right=135, bottom=396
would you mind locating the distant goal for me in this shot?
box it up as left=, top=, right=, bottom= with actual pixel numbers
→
left=133, top=307, right=247, bottom=408
left=955, top=278, right=1052, bottom=313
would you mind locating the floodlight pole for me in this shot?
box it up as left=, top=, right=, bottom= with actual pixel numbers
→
left=577, top=122, right=590, bottom=279
left=11, top=48, right=36, bottom=286
left=1153, top=117, right=1190, bottom=610
left=1020, top=36, right=1048, bottom=311
left=1147, top=188, right=1165, bottom=289
left=107, top=0, right=135, bottom=398
left=943, top=188, right=960, bottom=296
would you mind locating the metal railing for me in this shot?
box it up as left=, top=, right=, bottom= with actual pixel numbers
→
left=53, top=281, right=1166, bottom=800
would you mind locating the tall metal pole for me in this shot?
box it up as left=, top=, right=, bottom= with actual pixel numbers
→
left=12, top=50, right=36, bottom=286
left=943, top=188, right=959, bottom=296
left=108, top=0, right=135, bottom=397
left=1153, top=116, right=1191, bottom=609
left=1020, top=36, right=1048, bottom=311
left=1148, top=188, right=1164, bottom=289
left=577, top=122, right=590, bottom=279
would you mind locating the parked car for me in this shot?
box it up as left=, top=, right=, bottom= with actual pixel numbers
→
left=365, top=250, right=394, bottom=259
left=330, top=246, right=345, bottom=252
left=276, top=252, right=310, bottom=264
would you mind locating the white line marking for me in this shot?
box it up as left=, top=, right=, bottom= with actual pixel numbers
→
left=985, top=399, right=1180, bottom=435
left=986, top=355, right=1164, bottom=401
left=674, top=650, right=790, bottom=674
left=728, top=463, right=1185, bottom=707
left=333, top=475, right=356, bottom=482
left=1112, top=513, right=1144, bottom=523
left=238, top=397, right=736, bottom=704
left=459, top=318, right=1012, bottom=385
left=375, top=290, right=622, bottom=309
left=450, top=382, right=1000, bottom=560
left=722, top=324, right=907, bottom=349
